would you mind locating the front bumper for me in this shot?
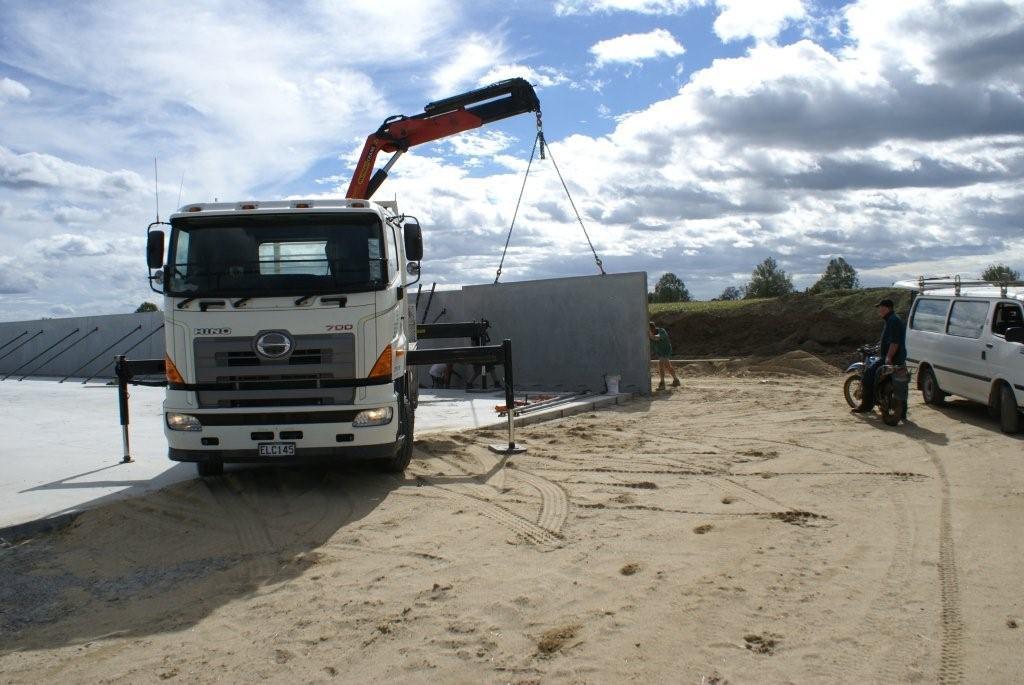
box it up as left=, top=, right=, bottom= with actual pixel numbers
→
left=162, top=400, right=400, bottom=463
left=169, top=442, right=399, bottom=463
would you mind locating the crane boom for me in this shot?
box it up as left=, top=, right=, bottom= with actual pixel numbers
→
left=346, top=78, right=541, bottom=200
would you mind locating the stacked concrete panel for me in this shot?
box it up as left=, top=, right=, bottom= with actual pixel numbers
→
left=0, top=312, right=164, bottom=381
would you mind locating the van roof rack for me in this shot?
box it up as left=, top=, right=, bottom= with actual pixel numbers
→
left=900, top=274, right=1024, bottom=298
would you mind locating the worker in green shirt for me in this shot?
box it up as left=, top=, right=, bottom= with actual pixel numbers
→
left=649, top=321, right=680, bottom=390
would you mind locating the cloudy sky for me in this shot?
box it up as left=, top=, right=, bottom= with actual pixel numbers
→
left=1, top=0, right=1022, bottom=320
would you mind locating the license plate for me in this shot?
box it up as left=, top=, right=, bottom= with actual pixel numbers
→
left=258, top=442, right=296, bottom=457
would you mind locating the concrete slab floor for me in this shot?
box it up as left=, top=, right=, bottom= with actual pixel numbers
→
left=0, top=381, right=584, bottom=531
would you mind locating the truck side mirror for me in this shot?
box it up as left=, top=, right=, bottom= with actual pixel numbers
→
left=147, top=230, right=165, bottom=269
left=1006, top=327, right=1024, bottom=344
left=404, top=223, right=423, bottom=262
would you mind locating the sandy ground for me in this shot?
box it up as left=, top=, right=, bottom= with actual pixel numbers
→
left=1, top=367, right=1023, bottom=683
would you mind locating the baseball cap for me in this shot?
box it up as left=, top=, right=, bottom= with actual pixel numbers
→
left=875, top=298, right=895, bottom=308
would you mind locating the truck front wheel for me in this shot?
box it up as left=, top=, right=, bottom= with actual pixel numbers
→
left=376, top=393, right=414, bottom=473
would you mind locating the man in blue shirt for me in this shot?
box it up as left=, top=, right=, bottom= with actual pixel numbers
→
left=854, top=298, right=906, bottom=413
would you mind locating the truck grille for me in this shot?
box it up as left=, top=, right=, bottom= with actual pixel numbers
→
left=193, top=333, right=356, bottom=408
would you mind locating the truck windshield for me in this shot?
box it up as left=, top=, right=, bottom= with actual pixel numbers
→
left=166, top=213, right=387, bottom=297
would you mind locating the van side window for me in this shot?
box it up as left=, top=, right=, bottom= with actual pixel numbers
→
left=946, top=301, right=989, bottom=339
left=992, top=302, right=1024, bottom=336
left=910, top=298, right=948, bottom=333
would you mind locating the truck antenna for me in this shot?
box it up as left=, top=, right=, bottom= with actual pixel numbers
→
left=153, top=158, right=160, bottom=223
left=176, top=171, right=185, bottom=209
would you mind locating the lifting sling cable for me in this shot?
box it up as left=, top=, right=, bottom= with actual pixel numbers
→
left=494, top=132, right=605, bottom=283
left=545, top=140, right=605, bottom=276
left=494, top=132, right=540, bottom=284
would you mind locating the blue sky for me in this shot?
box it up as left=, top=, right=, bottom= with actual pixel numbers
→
left=1, top=0, right=1023, bottom=319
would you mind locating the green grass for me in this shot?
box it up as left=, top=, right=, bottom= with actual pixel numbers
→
left=648, top=287, right=914, bottom=318
left=648, top=298, right=759, bottom=315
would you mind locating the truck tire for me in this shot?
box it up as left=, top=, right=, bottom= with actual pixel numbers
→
left=921, top=367, right=946, bottom=405
left=1000, top=384, right=1020, bottom=434
left=376, top=393, right=414, bottom=473
left=197, top=460, right=223, bottom=477
left=408, top=369, right=419, bottom=410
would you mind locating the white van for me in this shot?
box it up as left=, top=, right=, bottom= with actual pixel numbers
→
left=902, top=281, right=1023, bottom=433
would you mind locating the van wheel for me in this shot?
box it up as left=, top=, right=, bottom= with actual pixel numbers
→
left=197, top=460, right=223, bottom=477
left=921, top=367, right=946, bottom=405
left=376, top=394, right=414, bottom=473
left=1000, top=384, right=1020, bottom=434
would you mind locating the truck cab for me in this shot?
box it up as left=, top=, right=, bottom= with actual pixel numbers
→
left=147, top=198, right=422, bottom=475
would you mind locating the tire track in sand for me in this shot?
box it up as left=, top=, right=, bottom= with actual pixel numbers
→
left=431, top=483, right=565, bottom=549
left=924, top=445, right=965, bottom=684
left=813, top=485, right=916, bottom=682
left=412, top=448, right=565, bottom=550
left=505, top=467, right=569, bottom=536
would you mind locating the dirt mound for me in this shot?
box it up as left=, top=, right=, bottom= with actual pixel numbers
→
left=653, top=288, right=912, bottom=359
left=672, top=350, right=840, bottom=377
left=733, top=350, right=841, bottom=377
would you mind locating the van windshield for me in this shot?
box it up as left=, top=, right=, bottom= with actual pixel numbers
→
left=167, top=213, right=387, bottom=297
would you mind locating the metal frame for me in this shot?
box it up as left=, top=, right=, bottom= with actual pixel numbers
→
left=111, top=338, right=526, bottom=463
left=914, top=275, right=1024, bottom=298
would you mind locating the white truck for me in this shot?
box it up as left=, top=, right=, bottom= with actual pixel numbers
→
left=142, top=79, right=541, bottom=475
left=148, top=199, right=422, bottom=475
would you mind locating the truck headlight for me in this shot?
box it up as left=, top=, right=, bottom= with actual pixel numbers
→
left=352, top=406, right=393, bottom=427
left=166, top=412, right=202, bottom=431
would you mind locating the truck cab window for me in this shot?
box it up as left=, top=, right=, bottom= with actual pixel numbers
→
left=387, top=225, right=399, bottom=281
left=257, top=241, right=329, bottom=276
left=166, top=213, right=386, bottom=297
left=169, top=230, right=192, bottom=291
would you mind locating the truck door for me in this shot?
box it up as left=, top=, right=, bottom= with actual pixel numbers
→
left=943, top=299, right=993, bottom=402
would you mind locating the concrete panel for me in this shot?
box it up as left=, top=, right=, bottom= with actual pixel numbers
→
left=459, top=272, right=650, bottom=395
left=0, top=312, right=164, bottom=380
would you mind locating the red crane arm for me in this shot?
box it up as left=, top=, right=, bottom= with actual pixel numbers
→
left=346, top=78, right=541, bottom=200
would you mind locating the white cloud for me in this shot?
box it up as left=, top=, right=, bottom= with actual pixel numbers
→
left=477, top=64, right=569, bottom=88
left=35, top=234, right=116, bottom=259
left=49, top=304, right=76, bottom=317
left=431, top=33, right=507, bottom=95
left=842, top=0, right=1024, bottom=85
left=556, top=0, right=706, bottom=15
left=52, top=205, right=104, bottom=225
left=590, top=29, right=686, bottom=67
left=443, top=130, right=517, bottom=158
left=713, top=0, right=808, bottom=43
left=0, top=256, right=39, bottom=294
left=0, top=145, right=146, bottom=196
left=0, top=2, right=406, bottom=197
left=0, top=77, right=30, bottom=102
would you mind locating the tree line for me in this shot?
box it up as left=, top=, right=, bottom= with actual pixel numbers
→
left=649, top=261, right=1021, bottom=303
